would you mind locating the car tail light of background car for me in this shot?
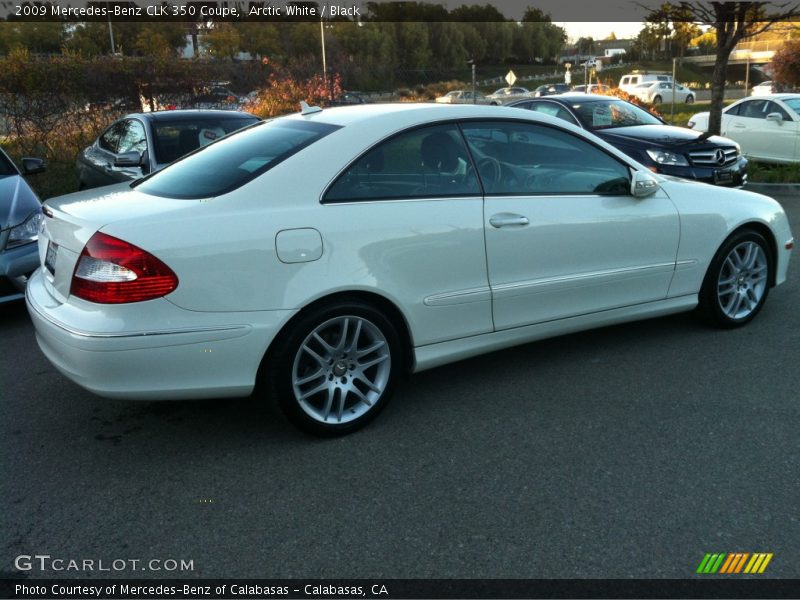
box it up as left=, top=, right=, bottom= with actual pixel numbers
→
left=70, top=232, right=178, bottom=303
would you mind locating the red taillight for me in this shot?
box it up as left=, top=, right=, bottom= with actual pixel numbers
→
left=71, top=232, right=178, bottom=304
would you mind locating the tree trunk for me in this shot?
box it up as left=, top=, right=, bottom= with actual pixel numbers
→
left=707, top=45, right=731, bottom=135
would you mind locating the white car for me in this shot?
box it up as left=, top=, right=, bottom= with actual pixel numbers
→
left=434, top=90, right=495, bottom=105
left=26, top=104, right=794, bottom=435
left=688, top=94, right=800, bottom=164
left=633, top=81, right=695, bottom=105
left=486, top=87, right=530, bottom=105
left=751, top=81, right=775, bottom=96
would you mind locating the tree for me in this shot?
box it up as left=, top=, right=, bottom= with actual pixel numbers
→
left=647, top=2, right=800, bottom=135
left=204, top=23, right=242, bottom=59
left=770, top=37, right=800, bottom=87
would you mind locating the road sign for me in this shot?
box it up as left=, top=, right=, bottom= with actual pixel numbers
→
left=505, top=70, right=517, bottom=86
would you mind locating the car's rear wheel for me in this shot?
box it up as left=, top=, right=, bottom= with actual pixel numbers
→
left=267, top=301, right=400, bottom=436
left=653, top=95, right=662, bottom=104
left=699, top=229, right=772, bottom=328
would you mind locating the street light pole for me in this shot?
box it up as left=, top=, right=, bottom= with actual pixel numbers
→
left=320, top=18, right=327, bottom=86
left=107, top=3, right=115, bottom=54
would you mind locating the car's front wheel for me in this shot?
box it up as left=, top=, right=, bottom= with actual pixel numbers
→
left=686, top=94, right=694, bottom=104
left=699, top=229, right=772, bottom=328
left=267, top=301, right=401, bottom=435
left=653, top=95, right=662, bottom=104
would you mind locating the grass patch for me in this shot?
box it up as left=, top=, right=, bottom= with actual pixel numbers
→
left=747, top=162, right=800, bottom=183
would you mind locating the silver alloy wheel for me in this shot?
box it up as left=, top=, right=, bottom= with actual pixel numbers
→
left=717, top=241, right=768, bottom=320
left=291, top=315, right=391, bottom=424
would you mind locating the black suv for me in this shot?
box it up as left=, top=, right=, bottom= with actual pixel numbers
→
left=509, top=94, right=747, bottom=187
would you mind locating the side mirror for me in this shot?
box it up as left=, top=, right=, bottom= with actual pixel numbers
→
left=21, top=157, right=46, bottom=175
left=631, top=170, right=659, bottom=198
left=114, top=151, right=143, bottom=167
left=765, top=112, right=783, bottom=124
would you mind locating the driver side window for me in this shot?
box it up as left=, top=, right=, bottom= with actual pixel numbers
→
left=460, top=121, right=631, bottom=196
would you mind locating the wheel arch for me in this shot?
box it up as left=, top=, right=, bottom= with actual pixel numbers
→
left=727, top=221, right=779, bottom=287
left=258, top=290, right=416, bottom=383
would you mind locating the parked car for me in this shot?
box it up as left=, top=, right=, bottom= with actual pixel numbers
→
left=749, top=81, right=795, bottom=97
left=27, top=104, right=792, bottom=435
left=632, top=81, right=695, bottom=105
left=328, top=91, right=370, bottom=106
left=509, top=94, right=747, bottom=186
left=533, top=83, right=571, bottom=97
left=0, top=147, right=45, bottom=303
left=571, top=84, right=611, bottom=94
left=687, top=94, right=800, bottom=164
left=76, top=110, right=260, bottom=189
left=435, top=90, right=495, bottom=105
left=618, top=72, right=673, bottom=94
left=486, top=87, right=531, bottom=104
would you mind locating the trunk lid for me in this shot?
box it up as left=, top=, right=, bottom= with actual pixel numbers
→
left=40, top=183, right=201, bottom=303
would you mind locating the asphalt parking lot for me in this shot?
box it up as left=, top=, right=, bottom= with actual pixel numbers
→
left=2, top=191, right=798, bottom=580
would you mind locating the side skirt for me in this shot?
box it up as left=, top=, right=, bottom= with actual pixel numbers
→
left=413, top=295, right=698, bottom=372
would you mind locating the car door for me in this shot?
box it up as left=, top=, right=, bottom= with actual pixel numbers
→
left=78, top=120, right=127, bottom=188
left=104, top=119, right=148, bottom=183
left=322, top=123, right=493, bottom=345
left=723, top=99, right=792, bottom=161
left=80, top=119, right=147, bottom=187
left=460, top=120, right=680, bottom=330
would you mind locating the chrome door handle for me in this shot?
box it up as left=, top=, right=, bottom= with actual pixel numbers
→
left=489, top=213, right=529, bottom=228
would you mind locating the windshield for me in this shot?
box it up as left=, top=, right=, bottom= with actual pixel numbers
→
left=134, top=119, right=340, bottom=199
left=569, top=99, right=663, bottom=130
left=783, top=98, right=800, bottom=114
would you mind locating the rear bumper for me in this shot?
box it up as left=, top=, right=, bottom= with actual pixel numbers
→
left=26, top=269, right=296, bottom=400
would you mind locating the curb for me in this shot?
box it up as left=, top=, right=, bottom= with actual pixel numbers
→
left=744, top=183, right=800, bottom=194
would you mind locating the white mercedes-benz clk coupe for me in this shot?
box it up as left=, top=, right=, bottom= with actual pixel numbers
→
left=26, top=103, right=794, bottom=435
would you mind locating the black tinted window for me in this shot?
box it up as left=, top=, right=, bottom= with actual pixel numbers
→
left=324, top=124, right=480, bottom=202
left=461, top=121, right=630, bottom=196
left=151, top=116, right=259, bottom=164
left=134, top=119, right=338, bottom=199
left=0, top=149, right=16, bottom=176
left=525, top=102, right=580, bottom=126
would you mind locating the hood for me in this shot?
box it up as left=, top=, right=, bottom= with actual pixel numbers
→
left=596, top=125, right=733, bottom=147
left=0, top=174, right=41, bottom=230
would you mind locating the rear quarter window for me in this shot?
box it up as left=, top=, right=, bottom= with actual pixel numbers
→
left=134, top=119, right=339, bottom=199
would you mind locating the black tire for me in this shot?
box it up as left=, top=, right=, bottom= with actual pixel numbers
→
left=653, top=95, right=662, bottom=105
left=698, top=229, right=773, bottom=328
left=265, top=300, right=401, bottom=436
left=686, top=95, right=694, bottom=104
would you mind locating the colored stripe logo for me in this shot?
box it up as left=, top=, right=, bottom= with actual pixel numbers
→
left=697, top=552, right=773, bottom=574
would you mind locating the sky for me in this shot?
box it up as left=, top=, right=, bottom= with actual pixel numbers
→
left=561, top=22, right=644, bottom=44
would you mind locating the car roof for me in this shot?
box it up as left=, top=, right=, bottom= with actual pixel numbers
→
left=125, top=110, right=258, bottom=122
left=527, top=93, right=617, bottom=102
left=274, top=102, right=573, bottom=130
